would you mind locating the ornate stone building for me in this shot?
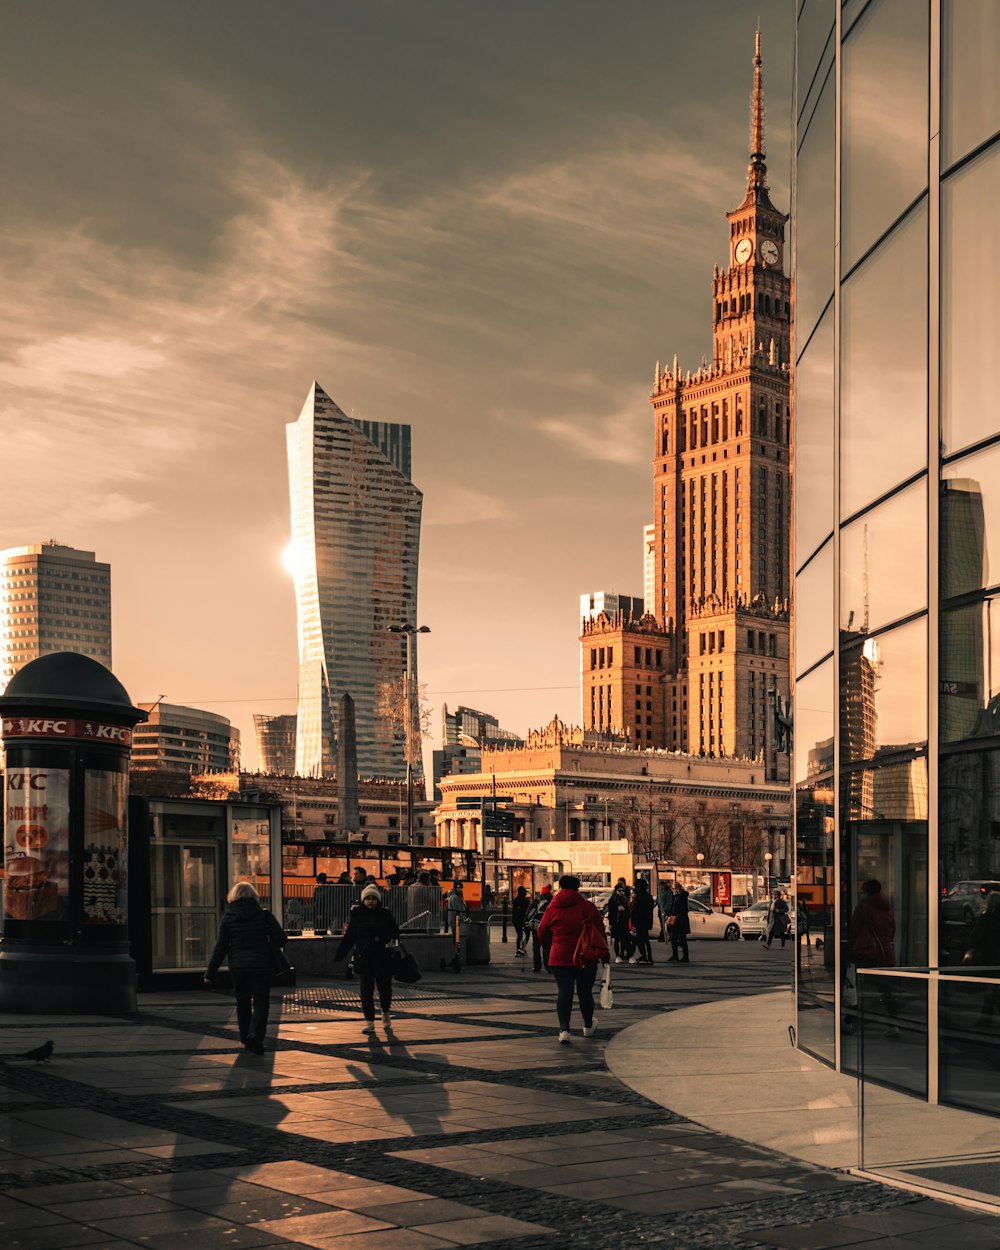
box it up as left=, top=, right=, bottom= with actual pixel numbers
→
left=582, top=33, right=791, bottom=781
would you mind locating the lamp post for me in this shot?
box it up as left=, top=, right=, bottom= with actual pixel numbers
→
left=764, top=851, right=773, bottom=894
left=696, top=851, right=705, bottom=891
left=387, top=623, right=430, bottom=846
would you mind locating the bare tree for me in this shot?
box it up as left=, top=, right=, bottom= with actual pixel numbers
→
left=377, top=679, right=432, bottom=768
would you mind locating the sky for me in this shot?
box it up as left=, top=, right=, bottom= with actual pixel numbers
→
left=0, top=1, right=793, bottom=771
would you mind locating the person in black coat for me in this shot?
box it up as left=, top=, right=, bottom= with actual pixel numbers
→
left=205, top=882, right=287, bottom=1055
left=668, top=886, right=691, bottom=963
left=606, top=884, right=632, bottom=963
left=511, top=886, right=530, bottom=955
left=335, top=883, right=400, bottom=1033
left=630, top=880, right=655, bottom=965
left=967, top=891, right=1000, bottom=1025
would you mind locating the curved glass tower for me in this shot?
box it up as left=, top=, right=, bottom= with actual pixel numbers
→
left=287, top=382, right=422, bottom=781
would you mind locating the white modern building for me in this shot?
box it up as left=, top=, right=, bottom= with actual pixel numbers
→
left=579, top=590, right=644, bottom=630
left=286, top=382, right=423, bottom=781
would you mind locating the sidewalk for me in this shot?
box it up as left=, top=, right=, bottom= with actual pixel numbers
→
left=0, top=936, right=996, bottom=1250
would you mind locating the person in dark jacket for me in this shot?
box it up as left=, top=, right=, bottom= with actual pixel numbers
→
left=606, top=883, right=632, bottom=963
left=511, top=886, right=530, bottom=956
left=668, top=886, right=691, bottom=963
left=630, top=880, right=655, bottom=964
left=848, top=879, right=899, bottom=1035
left=656, top=879, right=674, bottom=941
left=335, top=883, right=400, bottom=1033
left=764, top=891, right=790, bottom=949
left=536, top=875, right=604, bottom=1042
left=525, top=884, right=553, bottom=971
left=205, top=882, right=287, bottom=1055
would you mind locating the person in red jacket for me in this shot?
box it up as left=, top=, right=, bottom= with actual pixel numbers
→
left=536, top=875, right=603, bottom=1044
left=847, top=878, right=899, bottom=1036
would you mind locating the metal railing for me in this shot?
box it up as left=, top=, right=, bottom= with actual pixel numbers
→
left=283, top=883, right=445, bottom=934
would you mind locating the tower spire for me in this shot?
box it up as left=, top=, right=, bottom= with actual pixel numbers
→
left=748, top=26, right=768, bottom=192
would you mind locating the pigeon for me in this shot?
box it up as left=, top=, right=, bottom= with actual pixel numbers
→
left=20, top=1040, right=54, bottom=1063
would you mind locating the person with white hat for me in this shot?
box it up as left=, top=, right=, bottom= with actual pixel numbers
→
left=335, top=883, right=400, bottom=1033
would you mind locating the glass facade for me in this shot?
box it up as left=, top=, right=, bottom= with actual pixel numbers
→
left=794, top=0, right=1000, bottom=1154
left=286, top=383, right=422, bottom=780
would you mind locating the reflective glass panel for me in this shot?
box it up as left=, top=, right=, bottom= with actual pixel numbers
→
left=939, top=597, right=1000, bottom=746
left=797, top=0, right=835, bottom=102
left=939, top=745, right=1000, bottom=967
left=841, top=0, right=928, bottom=273
left=852, top=970, right=927, bottom=1094
left=940, top=977, right=1000, bottom=1116
left=840, top=479, right=927, bottom=635
left=840, top=615, right=928, bottom=769
left=795, top=79, right=835, bottom=347
left=942, top=0, right=1000, bottom=169
left=795, top=659, right=836, bottom=1063
left=841, top=205, right=928, bottom=519
left=795, top=541, right=834, bottom=677
left=941, top=142, right=1000, bottom=457
left=794, top=306, right=834, bottom=568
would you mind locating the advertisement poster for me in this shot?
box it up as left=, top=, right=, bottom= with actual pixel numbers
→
left=712, top=871, right=733, bottom=909
left=4, top=768, right=70, bottom=922
left=83, top=769, right=128, bottom=925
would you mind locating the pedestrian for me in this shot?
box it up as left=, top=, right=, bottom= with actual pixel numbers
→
left=656, top=878, right=674, bottom=941
left=668, top=884, right=691, bottom=963
left=764, top=890, right=790, bottom=949
left=447, top=880, right=468, bottom=936
left=313, top=872, right=336, bottom=933
left=607, top=883, right=632, bottom=963
left=511, top=886, right=530, bottom=955
left=526, top=884, right=554, bottom=971
left=630, top=880, right=655, bottom=964
left=798, top=897, right=812, bottom=946
left=536, top=875, right=605, bottom=1042
left=847, top=879, right=899, bottom=1036
left=204, top=882, right=287, bottom=1056
left=406, top=870, right=438, bottom=929
left=966, top=892, right=1000, bottom=1025
left=335, top=883, right=400, bottom=1034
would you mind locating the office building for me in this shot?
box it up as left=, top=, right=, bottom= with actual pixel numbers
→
left=579, top=591, right=644, bottom=630
left=132, top=702, right=240, bottom=774
left=792, top=0, right=1000, bottom=1198
left=253, top=712, right=297, bottom=775
left=286, top=382, right=422, bottom=781
left=432, top=703, right=523, bottom=800
left=582, top=34, right=791, bottom=777
left=0, top=543, right=111, bottom=689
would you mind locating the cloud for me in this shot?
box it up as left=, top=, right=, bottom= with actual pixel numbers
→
left=539, top=384, right=652, bottom=465
left=423, top=485, right=513, bottom=527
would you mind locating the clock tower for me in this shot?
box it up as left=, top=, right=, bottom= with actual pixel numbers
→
left=649, top=30, right=791, bottom=779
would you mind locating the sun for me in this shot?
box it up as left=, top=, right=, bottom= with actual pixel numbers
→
left=281, top=540, right=309, bottom=581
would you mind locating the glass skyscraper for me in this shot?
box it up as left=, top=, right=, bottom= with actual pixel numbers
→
left=286, top=382, right=422, bottom=781
left=793, top=0, right=1000, bottom=1164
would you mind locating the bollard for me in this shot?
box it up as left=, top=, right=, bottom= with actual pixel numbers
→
left=501, top=896, right=509, bottom=943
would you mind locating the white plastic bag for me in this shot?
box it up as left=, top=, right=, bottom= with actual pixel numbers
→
left=843, top=962, right=859, bottom=1008
left=599, top=962, right=613, bottom=1010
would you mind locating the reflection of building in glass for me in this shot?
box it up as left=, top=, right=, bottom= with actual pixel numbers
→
left=253, top=713, right=297, bottom=775
left=286, top=382, right=422, bottom=781
left=583, top=35, right=791, bottom=776
left=793, top=0, right=1000, bottom=1168
left=133, top=703, right=240, bottom=774
left=0, top=543, right=111, bottom=690
left=432, top=704, right=523, bottom=801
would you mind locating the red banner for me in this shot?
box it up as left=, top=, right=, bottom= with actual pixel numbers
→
left=2, top=717, right=132, bottom=747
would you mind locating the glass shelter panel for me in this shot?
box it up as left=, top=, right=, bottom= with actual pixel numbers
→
left=797, top=0, right=835, bottom=107
left=795, top=307, right=835, bottom=570
left=840, top=204, right=928, bottom=520
left=840, top=0, right=929, bottom=274
left=795, top=659, right=836, bottom=1064
left=795, top=80, right=836, bottom=350
left=840, top=479, right=928, bottom=636
left=795, top=541, right=834, bottom=676
left=941, top=142, right=1000, bottom=457
left=941, top=0, right=1000, bottom=169
left=941, top=443, right=1000, bottom=604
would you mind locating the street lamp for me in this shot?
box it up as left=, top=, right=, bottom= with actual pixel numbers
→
left=387, top=623, right=431, bottom=847
left=764, top=851, right=773, bottom=894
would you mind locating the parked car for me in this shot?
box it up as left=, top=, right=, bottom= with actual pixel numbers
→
left=686, top=897, right=742, bottom=941
left=735, top=900, right=801, bottom=941
left=941, top=881, right=1000, bottom=928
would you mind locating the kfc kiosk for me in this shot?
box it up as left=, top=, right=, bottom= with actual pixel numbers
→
left=0, top=652, right=146, bottom=1013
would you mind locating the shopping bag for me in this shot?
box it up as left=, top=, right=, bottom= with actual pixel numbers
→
left=599, top=963, right=613, bottom=1010
left=392, top=943, right=422, bottom=985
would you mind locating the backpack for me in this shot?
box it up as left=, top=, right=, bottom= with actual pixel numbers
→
left=573, top=911, right=611, bottom=968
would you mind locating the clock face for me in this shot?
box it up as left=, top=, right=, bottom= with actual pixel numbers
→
left=735, top=238, right=753, bottom=264
left=761, top=240, right=779, bottom=265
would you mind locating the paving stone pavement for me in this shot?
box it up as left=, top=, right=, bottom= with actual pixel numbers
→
left=1, top=937, right=998, bottom=1250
